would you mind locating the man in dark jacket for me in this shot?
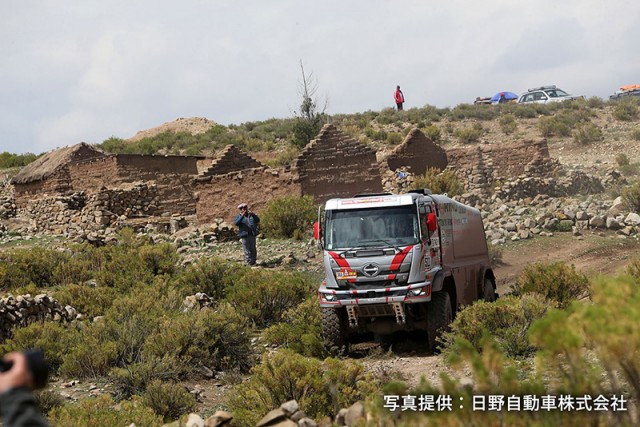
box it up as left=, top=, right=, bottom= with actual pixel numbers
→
left=0, top=352, right=49, bottom=426
left=234, top=203, right=260, bottom=265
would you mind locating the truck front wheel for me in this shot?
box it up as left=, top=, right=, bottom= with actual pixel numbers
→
left=483, top=277, right=497, bottom=302
left=322, top=308, right=346, bottom=352
left=427, top=291, right=453, bottom=353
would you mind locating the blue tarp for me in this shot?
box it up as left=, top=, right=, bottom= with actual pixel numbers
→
left=490, top=91, right=519, bottom=103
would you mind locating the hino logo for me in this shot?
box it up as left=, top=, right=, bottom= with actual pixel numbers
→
left=362, top=263, right=380, bottom=277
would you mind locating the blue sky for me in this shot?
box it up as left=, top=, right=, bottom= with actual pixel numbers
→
left=1, top=0, right=639, bottom=154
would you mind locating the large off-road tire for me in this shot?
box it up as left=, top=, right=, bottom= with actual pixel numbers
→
left=322, top=308, right=346, bottom=353
left=426, top=291, right=453, bottom=354
left=483, top=277, right=497, bottom=302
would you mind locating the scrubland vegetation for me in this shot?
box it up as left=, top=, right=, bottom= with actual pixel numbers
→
left=2, top=223, right=640, bottom=425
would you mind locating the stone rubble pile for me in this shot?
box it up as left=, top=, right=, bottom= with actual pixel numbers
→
left=0, top=294, right=77, bottom=340
left=160, top=399, right=367, bottom=427
left=493, top=170, right=604, bottom=202
left=0, top=178, right=16, bottom=219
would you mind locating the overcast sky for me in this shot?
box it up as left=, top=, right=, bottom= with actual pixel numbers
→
left=1, top=1, right=639, bottom=154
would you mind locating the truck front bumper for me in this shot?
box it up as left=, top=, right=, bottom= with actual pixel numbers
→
left=318, top=281, right=431, bottom=308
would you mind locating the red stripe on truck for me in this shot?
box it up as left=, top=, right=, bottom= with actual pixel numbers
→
left=390, top=246, right=413, bottom=271
left=328, top=251, right=350, bottom=268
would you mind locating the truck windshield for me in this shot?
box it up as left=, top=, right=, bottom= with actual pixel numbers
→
left=325, top=206, right=419, bottom=250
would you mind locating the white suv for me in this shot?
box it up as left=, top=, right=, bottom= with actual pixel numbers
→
left=518, top=85, right=582, bottom=104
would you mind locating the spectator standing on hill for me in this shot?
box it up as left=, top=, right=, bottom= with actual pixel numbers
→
left=0, top=352, right=49, bottom=427
left=498, top=92, right=508, bottom=104
left=394, top=85, right=405, bottom=110
left=234, top=203, right=260, bottom=266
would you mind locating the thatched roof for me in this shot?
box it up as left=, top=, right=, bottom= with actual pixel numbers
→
left=11, top=142, right=107, bottom=185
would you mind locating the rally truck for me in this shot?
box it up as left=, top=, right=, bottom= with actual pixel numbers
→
left=315, top=190, right=496, bottom=352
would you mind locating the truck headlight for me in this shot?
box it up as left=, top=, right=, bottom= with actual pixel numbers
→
left=323, top=294, right=336, bottom=301
left=411, top=288, right=426, bottom=296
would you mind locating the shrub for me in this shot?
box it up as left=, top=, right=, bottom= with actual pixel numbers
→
left=621, top=180, right=640, bottom=212
left=413, top=168, right=464, bottom=197
left=0, top=247, right=69, bottom=290
left=225, top=270, right=314, bottom=328
left=613, top=100, right=639, bottom=121
left=59, top=327, right=119, bottom=378
left=453, top=124, right=484, bottom=144
left=260, top=195, right=317, bottom=239
left=35, top=390, right=65, bottom=416
left=263, top=297, right=325, bottom=358
left=510, top=261, right=590, bottom=308
left=49, top=395, right=162, bottom=427
left=538, top=116, right=571, bottom=137
left=0, top=322, right=79, bottom=372
left=587, top=96, right=606, bottom=109
left=631, top=129, right=640, bottom=141
left=442, top=294, right=549, bottom=358
left=616, top=153, right=630, bottom=167
left=385, top=132, right=403, bottom=145
left=228, top=349, right=377, bottom=427
left=498, top=114, right=517, bottom=135
left=422, top=125, right=441, bottom=143
left=109, top=355, right=186, bottom=400
left=573, top=122, right=603, bottom=145
left=626, top=257, right=640, bottom=281
left=53, top=284, right=119, bottom=319
left=172, top=257, right=247, bottom=300
left=487, top=243, right=504, bottom=266
left=143, top=380, right=196, bottom=421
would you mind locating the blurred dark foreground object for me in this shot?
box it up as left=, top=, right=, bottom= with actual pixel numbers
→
left=0, top=350, right=48, bottom=390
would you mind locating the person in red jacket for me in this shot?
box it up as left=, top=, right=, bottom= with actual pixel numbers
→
left=394, top=85, right=405, bottom=110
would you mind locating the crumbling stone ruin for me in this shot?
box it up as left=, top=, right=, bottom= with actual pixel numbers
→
left=2, top=123, right=617, bottom=243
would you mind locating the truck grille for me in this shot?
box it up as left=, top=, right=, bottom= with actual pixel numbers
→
left=358, top=304, right=395, bottom=317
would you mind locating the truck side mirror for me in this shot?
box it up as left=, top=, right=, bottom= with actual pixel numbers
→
left=427, top=213, right=437, bottom=232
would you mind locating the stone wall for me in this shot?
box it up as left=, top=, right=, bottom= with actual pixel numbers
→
left=194, top=167, right=301, bottom=224
left=0, top=177, right=15, bottom=219
left=447, top=139, right=558, bottom=191
left=293, top=124, right=383, bottom=203
left=385, top=128, right=448, bottom=175
left=493, top=170, right=604, bottom=201
left=1, top=294, right=76, bottom=341
left=21, top=183, right=159, bottom=236
left=13, top=168, right=73, bottom=207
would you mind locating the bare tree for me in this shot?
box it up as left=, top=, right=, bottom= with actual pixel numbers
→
left=292, top=61, right=327, bottom=148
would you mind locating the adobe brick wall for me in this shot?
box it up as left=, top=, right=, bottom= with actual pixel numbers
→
left=68, top=156, right=119, bottom=192
left=292, top=124, right=383, bottom=203
left=194, top=167, right=301, bottom=224
left=13, top=169, right=72, bottom=207
left=201, top=144, right=263, bottom=177
left=386, top=128, right=448, bottom=175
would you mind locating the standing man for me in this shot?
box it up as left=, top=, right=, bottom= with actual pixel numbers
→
left=0, top=352, right=49, bottom=427
left=394, top=85, right=405, bottom=110
left=234, top=203, right=260, bottom=266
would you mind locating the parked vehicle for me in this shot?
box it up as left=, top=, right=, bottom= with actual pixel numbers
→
left=610, top=84, right=640, bottom=100
left=518, top=85, right=582, bottom=104
left=315, top=190, right=496, bottom=352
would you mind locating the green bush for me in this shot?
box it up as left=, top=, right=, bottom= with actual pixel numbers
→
left=626, top=257, right=640, bottom=281
left=616, top=153, right=630, bottom=166
left=573, top=122, right=603, bottom=145
left=442, top=294, right=549, bottom=358
left=422, top=125, right=442, bottom=143
left=613, top=100, right=639, bottom=121
left=59, top=326, right=119, bottom=378
left=0, top=247, right=69, bottom=290
left=413, top=168, right=464, bottom=197
left=53, top=284, right=119, bottom=319
left=0, top=152, right=38, bottom=168
left=263, top=297, right=325, bottom=358
left=622, top=180, right=640, bottom=212
left=225, top=270, right=314, bottom=328
left=142, top=380, right=196, bottom=421
left=385, top=132, right=403, bottom=145
left=35, top=390, right=65, bottom=416
left=0, top=322, right=79, bottom=372
left=49, top=395, right=162, bottom=427
left=631, top=129, right=640, bottom=141
left=498, top=114, right=517, bottom=135
left=510, top=261, right=590, bottom=308
left=453, top=123, right=484, bottom=143
left=538, top=116, right=571, bottom=137
left=228, top=349, right=377, bottom=427
left=487, top=243, right=504, bottom=266
left=109, top=355, right=186, bottom=400
left=172, top=257, right=247, bottom=300
left=260, top=195, right=317, bottom=239
left=587, top=96, right=606, bottom=109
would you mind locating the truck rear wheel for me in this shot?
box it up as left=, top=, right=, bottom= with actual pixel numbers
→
left=483, top=277, right=497, bottom=302
left=322, top=308, right=346, bottom=352
left=427, top=291, right=453, bottom=354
